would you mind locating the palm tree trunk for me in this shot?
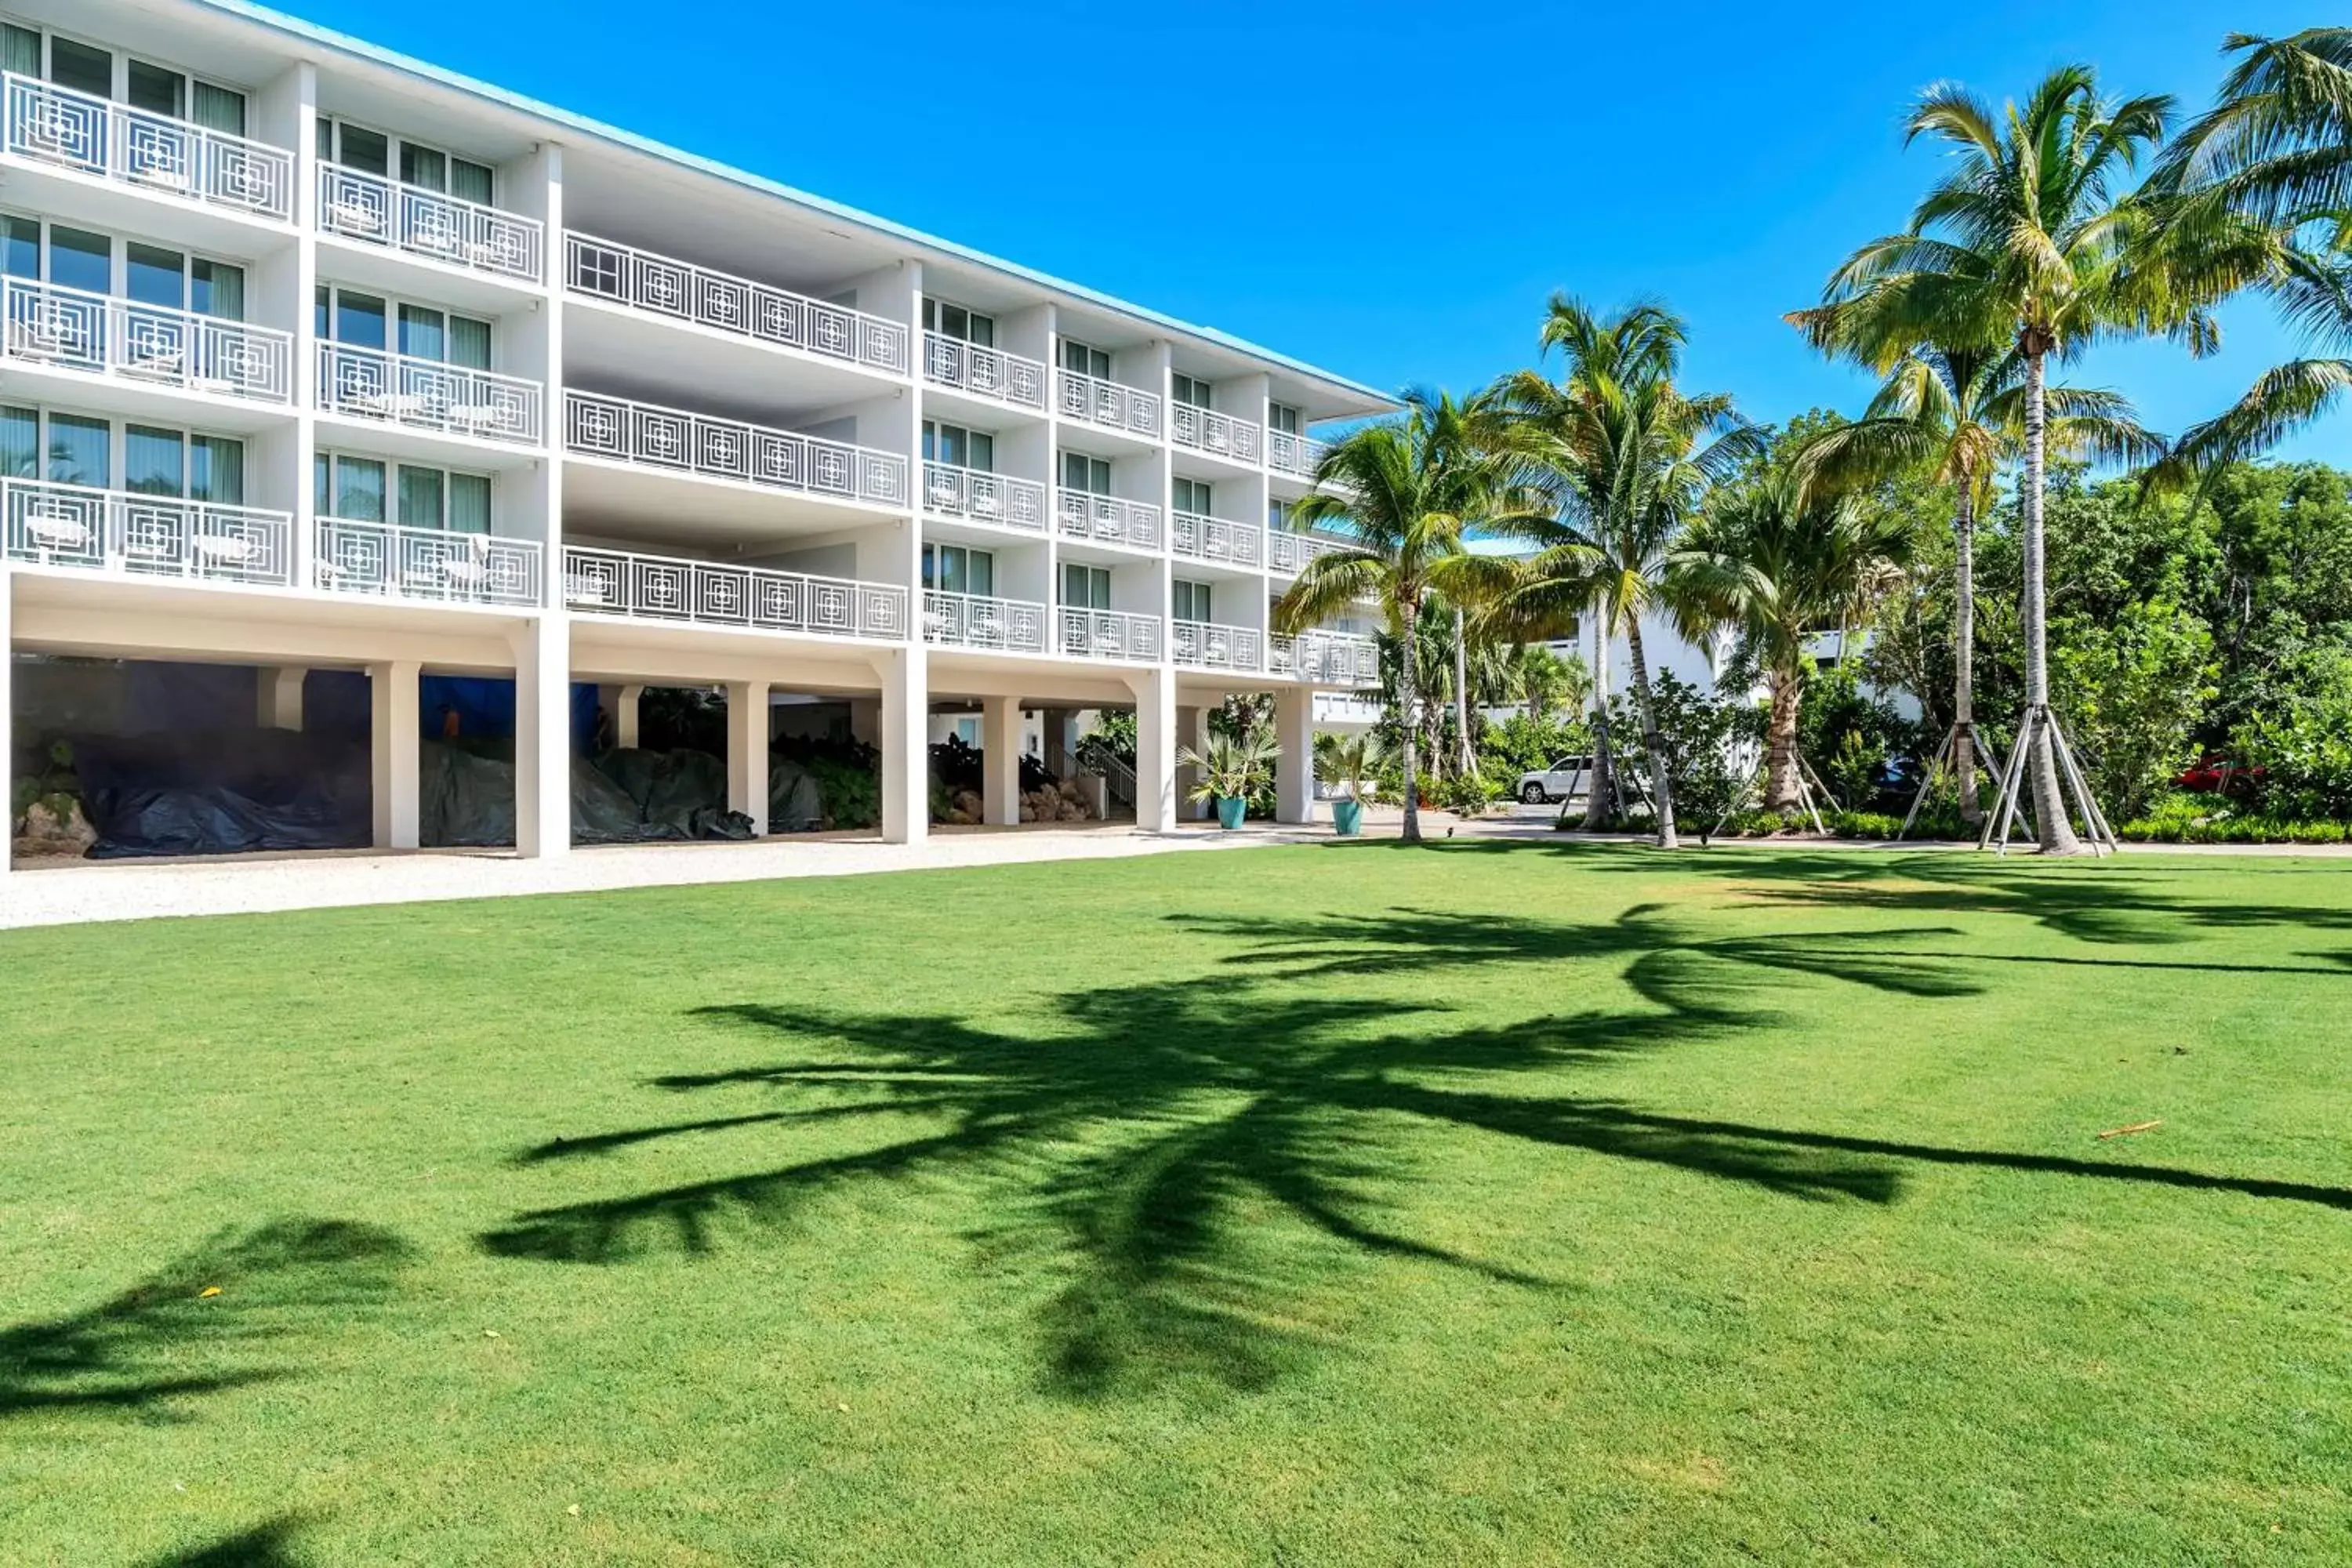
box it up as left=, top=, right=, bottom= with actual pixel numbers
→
left=1762, top=667, right=1802, bottom=814
left=1624, top=615, right=1679, bottom=849
left=1453, top=606, right=1475, bottom=777
left=2020, top=347, right=2083, bottom=854
left=1396, top=597, right=1423, bottom=843
left=1584, top=619, right=1616, bottom=829
left=1951, top=477, right=1980, bottom=822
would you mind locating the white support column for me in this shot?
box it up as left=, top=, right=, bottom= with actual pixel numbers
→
left=1127, top=666, right=1178, bottom=833
left=874, top=644, right=929, bottom=844
left=727, top=681, right=769, bottom=837
left=848, top=697, right=880, bottom=748
left=512, top=617, right=571, bottom=858
left=1275, top=684, right=1316, bottom=825
left=369, top=659, right=421, bottom=851
left=615, top=684, right=641, bottom=749
left=1177, top=703, right=1206, bottom=820
left=1, top=569, right=13, bottom=879
left=982, top=695, right=1022, bottom=827
left=257, top=666, right=306, bottom=731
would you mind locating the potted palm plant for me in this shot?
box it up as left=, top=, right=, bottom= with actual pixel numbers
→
left=1178, top=731, right=1279, bottom=830
left=1314, top=730, right=1381, bottom=837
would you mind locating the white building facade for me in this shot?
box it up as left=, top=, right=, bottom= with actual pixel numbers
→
left=0, top=0, right=1390, bottom=873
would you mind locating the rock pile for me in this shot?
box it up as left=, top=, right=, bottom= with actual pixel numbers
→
left=11, top=796, right=98, bottom=860
left=937, top=778, right=1100, bottom=826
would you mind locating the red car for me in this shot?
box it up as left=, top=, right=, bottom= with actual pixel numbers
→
left=2176, top=753, right=2264, bottom=795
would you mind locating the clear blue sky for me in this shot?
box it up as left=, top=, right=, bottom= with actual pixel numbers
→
left=280, top=0, right=2340, bottom=459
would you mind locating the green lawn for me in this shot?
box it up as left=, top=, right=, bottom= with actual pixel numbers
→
left=3, top=843, right=2348, bottom=1565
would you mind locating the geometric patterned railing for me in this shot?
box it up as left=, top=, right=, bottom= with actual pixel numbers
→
left=1269, top=630, right=1381, bottom=684
left=922, top=589, right=1049, bottom=654
left=2, top=71, right=291, bottom=221
left=318, top=343, right=543, bottom=445
left=1056, top=489, right=1162, bottom=552
left=1266, top=429, right=1330, bottom=478
left=314, top=518, right=544, bottom=607
left=920, top=462, right=1046, bottom=532
left=1171, top=402, right=1263, bottom=464
left=1056, top=368, right=1161, bottom=437
left=1266, top=528, right=1350, bottom=575
left=562, top=546, right=908, bottom=641
left=923, top=332, right=1046, bottom=410
left=3, top=278, right=292, bottom=403
left=1171, top=510, right=1261, bottom=568
left=1058, top=606, right=1162, bottom=662
left=318, top=164, right=542, bottom=282
left=1172, top=619, right=1265, bottom=672
left=564, top=391, right=906, bottom=507
left=564, top=232, right=907, bottom=374
left=4, top=478, right=292, bottom=586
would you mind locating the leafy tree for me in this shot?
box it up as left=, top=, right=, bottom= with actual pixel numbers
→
left=2051, top=597, right=2218, bottom=819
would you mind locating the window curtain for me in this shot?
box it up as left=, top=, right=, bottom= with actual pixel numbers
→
left=191, top=82, right=246, bottom=137
left=2, top=24, right=40, bottom=78
left=447, top=473, right=491, bottom=535
left=397, top=465, right=444, bottom=529
left=450, top=159, right=493, bottom=205
left=192, top=260, right=243, bottom=321
left=191, top=436, right=243, bottom=504
left=0, top=406, right=37, bottom=478
left=448, top=317, right=491, bottom=371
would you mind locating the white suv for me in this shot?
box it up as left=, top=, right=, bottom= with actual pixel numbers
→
left=1517, top=756, right=1594, bottom=805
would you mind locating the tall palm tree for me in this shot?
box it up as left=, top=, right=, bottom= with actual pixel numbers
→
left=1483, top=297, right=1764, bottom=850
left=1276, top=391, right=1515, bottom=841
left=1682, top=463, right=1918, bottom=814
left=1807, top=67, right=2256, bottom=852
left=1502, top=642, right=1585, bottom=724
left=2150, top=29, right=2352, bottom=475
left=1784, top=341, right=2161, bottom=820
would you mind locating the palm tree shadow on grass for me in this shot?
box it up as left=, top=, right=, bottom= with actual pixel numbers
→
left=142, top=1516, right=310, bottom=1567
left=1, top=1220, right=412, bottom=1422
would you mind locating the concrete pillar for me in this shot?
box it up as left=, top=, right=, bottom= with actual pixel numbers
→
left=512, top=617, right=571, bottom=859
left=593, top=683, right=641, bottom=751
left=257, top=666, right=306, bottom=730
left=1, top=571, right=13, bottom=879
left=727, top=681, right=769, bottom=837
left=982, top=695, right=1022, bottom=826
left=848, top=696, right=880, bottom=749
left=1275, top=684, right=1316, bottom=825
left=369, top=659, right=421, bottom=850
left=1177, top=703, right=1207, bottom=820
left=1127, top=667, right=1178, bottom=833
left=873, top=644, right=928, bottom=844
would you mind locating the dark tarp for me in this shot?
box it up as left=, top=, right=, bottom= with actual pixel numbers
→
left=769, top=758, right=824, bottom=833
left=593, top=748, right=755, bottom=840
left=76, top=731, right=372, bottom=858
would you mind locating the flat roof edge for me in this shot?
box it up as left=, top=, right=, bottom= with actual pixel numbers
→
left=188, top=0, right=1400, bottom=411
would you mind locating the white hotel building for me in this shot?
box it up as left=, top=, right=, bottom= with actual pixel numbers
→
left=0, top=0, right=1390, bottom=874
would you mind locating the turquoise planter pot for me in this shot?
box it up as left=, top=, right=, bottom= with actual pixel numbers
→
left=1331, top=799, right=1363, bottom=837
left=1215, top=796, right=1247, bottom=830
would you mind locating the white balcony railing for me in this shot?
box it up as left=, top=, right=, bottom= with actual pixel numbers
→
left=2, top=72, right=292, bottom=221
left=1056, top=368, right=1161, bottom=437
left=1267, top=528, right=1351, bottom=575
left=1170, top=403, right=1263, bottom=464
left=1171, top=511, right=1261, bottom=568
left=1271, top=630, right=1381, bottom=684
left=314, top=518, right=544, bottom=607
left=923, top=332, right=1046, bottom=411
left=564, top=233, right=907, bottom=374
left=317, top=343, right=543, bottom=445
left=317, top=164, right=543, bottom=283
left=4, top=477, right=292, bottom=586
left=923, top=589, right=1049, bottom=654
left=564, top=546, right=909, bottom=641
left=921, top=462, right=1047, bottom=532
left=2, top=278, right=292, bottom=402
left=1267, top=430, right=1330, bottom=479
left=565, top=391, right=906, bottom=508
left=1172, top=619, right=1265, bottom=672
left=1056, top=489, right=1162, bottom=552
left=1058, top=607, right=1161, bottom=662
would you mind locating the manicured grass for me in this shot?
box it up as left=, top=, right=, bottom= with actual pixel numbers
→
left=3, top=843, right=2349, bottom=1565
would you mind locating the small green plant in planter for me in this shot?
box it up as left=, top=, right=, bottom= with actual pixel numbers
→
left=1178, top=732, right=1279, bottom=830
left=1313, top=731, right=1385, bottom=837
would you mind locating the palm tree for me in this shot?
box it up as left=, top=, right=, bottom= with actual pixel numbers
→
left=1483, top=297, right=1764, bottom=850
left=2150, top=30, right=2352, bottom=475
left=1806, top=67, right=2257, bottom=852
left=1784, top=342, right=2161, bottom=820
left=1276, top=391, right=1516, bottom=842
left=1682, top=461, right=1918, bottom=814
left=1502, top=642, right=1585, bottom=724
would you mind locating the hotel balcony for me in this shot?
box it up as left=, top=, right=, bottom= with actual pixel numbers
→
left=317, top=343, right=544, bottom=446
left=922, top=588, right=1049, bottom=655
left=1056, top=368, right=1161, bottom=439
left=1271, top=630, right=1380, bottom=684
left=317, top=164, right=543, bottom=284
left=564, top=390, right=907, bottom=510
left=922, top=333, right=1046, bottom=413
left=1, top=71, right=292, bottom=225
left=1267, top=430, right=1330, bottom=480
left=1058, top=606, right=1162, bottom=662
left=3, top=278, right=292, bottom=405
left=5, top=478, right=292, bottom=587
left=1055, top=490, right=1162, bottom=553
left=563, top=545, right=909, bottom=642
left=920, top=463, right=1047, bottom=534
left=563, top=232, right=909, bottom=376
left=1267, top=528, right=1350, bottom=575
left=314, top=517, right=544, bottom=608
left=1172, top=619, right=1264, bottom=673
left=1170, top=403, right=1261, bottom=466
left=1170, top=510, right=1261, bottom=569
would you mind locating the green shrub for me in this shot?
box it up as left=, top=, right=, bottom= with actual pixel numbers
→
left=1431, top=771, right=1503, bottom=817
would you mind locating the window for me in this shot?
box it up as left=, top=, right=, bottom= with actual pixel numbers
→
left=1061, top=452, right=1111, bottom=495
left=1269, top=401, right=1301, bottom=435
left=1061, top=563, right=1112, bottom=610
left=0, top=406, right=242, bottom=499
left=921, top=299, right=994, bottom=347
left=2, top=24, right=247, bottom=130
left=1172, top=477, right=1213, bottom=516
left=1060, top=339, right=1110, bottom=379
left=317, top=284, right=490, bottom=364
left=45, top=412, right=110, bottom=487
left=1171, top=372, right=1214, bottom=409
left=921, top=543, right=993, bottom=597
left=0, top=214, right=245, bottom=317
left=46, top=224, right=109, bottom=293
left=1173, top=579, right=1214, bottom=622
left=315, top=452, right=489, bottom=532
left=922, top=420, right=993, bottom=471
left=124, top=424, right=184, bottom=495
left=1268, top=498, right=1293, bottom=532
left=951, top=717, right=980, bottom=746
left=318, top=119, right=493, bottom=201
left=46, top=35, right=111, bottom=97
